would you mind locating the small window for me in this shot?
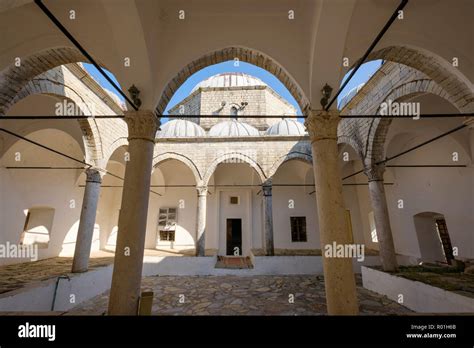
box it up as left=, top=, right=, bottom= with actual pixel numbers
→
left=229, top=196, right=239, bottom=205
left=20, top=207, right=55, bottom=249
left=158, top=208, right=177, bottom=230
left=159, top=230, right=175, bottom=242
left=290, top=217, right=307, bottom=242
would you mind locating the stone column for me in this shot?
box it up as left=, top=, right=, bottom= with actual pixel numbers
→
left=72, top=168, right=102, bottom=273
left=262, top=179, right=274, bottom=256
left=195, top=185, right=208, bottom=256
left=305, top=110, right=359, bottom=315
left=364, top=163, right=398, bottom=271
left=108, top=110, right=160, bottom=315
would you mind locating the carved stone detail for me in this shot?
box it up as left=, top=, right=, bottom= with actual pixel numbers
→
left=85, top=168, right=103, bottom=183
left=262, top=179, right=272, bottom=197
left=304, top=109, right=340, bottom=142
left=364, top=163, right=386, bottom=182
left=125, top=110, right=160, bottom=142
left=196, top=186, right=208, bottom=196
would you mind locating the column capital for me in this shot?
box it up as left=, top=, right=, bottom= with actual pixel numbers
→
left=364, top=162, right=386, bottom=182
left=85, top=168, right=103, bottom=183
left=262, top=178, right=272, bottom=197
left=304, top=109, right=340, bottom=142
left=125, top=110, right=160, bottom=142
left=196, top=185, right=208, bottom=196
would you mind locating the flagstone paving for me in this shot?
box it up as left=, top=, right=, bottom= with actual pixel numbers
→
left=66, top=275, right=413, bottom=315
left=0, top=248, right=193, bottom=295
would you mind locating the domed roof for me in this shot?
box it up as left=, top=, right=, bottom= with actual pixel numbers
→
left=338, top=83, right=366, bottom=109
left=266, top=118, right=307, bottom=136
left=158, top=119, right=205, bottom=137
left=209, top=120, right=260, bottom=137
left=191, top=72, right=267, bottom=93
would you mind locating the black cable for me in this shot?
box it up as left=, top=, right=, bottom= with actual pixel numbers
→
left=6, top=166, right=85, bottom=170
left=165, top=115, right=305, bottom=119
left=340, top=113, right=473, bottom=119
left=159, top=113, right=472, bottom=119
left=0, top=127, right=91, bottom=167
left=325, top=0, right=409, bottom=110
left=341, top=124, right=468, bottom=180
left=0, top=113, right=470, bottom=120
left=34, top=0, right=138, bottom=111
left=383, top=124, right=467, bottom=164
left=0, top=128, right=161, bottom=196
left=1, top=116, right=125, bottom=120
left=387, top=165, right=466, bottom=168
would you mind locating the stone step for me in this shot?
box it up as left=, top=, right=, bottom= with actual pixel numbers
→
left=215, top=256, right=253, bottom=269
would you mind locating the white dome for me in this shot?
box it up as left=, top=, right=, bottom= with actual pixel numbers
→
left=158, top=119, right=205, bottom=137
left=209, top=120, right=259, bottom=137
left=192, top=72, right=267, bottom=93
left=266, top=118, right=307, bottom=136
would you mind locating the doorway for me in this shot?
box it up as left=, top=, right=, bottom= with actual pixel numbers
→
left=226, top=219, right=242, bottom=256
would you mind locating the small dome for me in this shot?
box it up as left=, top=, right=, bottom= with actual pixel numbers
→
left=209, top=120, right=259, bottom=137
left=158, top=119, right=205, bottom=137
left=192, top=72, right=267, bottom=93
left=266, top=118, right=307, bottom=136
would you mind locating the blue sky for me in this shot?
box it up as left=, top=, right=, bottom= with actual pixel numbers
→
left=83, top=59, right=382, bottom=119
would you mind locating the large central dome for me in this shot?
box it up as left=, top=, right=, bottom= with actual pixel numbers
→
left=191, top=72, right=267, bottom=93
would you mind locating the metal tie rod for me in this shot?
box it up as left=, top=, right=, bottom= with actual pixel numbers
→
left=34, top=0, right=139, bottom=111
left=0, top=127, right=162, bottom=196
left=325, top=0, right=409, bottom=110
left=342, top=123, right=467, bottom=180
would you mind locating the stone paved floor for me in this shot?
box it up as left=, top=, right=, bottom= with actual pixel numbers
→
left=0, top=256, right=113, bottom=295
left=0, top=248, right=193, bottom=295
left=67, top=275, right=413, bottom=315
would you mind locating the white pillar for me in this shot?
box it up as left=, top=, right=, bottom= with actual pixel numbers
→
left=364, top=163, right=398, bottom=271
left=195, top=185, right=208, bottom=256
left=305, top=109, right=359, bottom=315
left=72, top=168, right=102, bottom=273
left=108, top=110, right=159, bottom=315
left=262, top=179, right=274, bottom=256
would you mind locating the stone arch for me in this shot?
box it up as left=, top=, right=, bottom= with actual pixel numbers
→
left=368, top=79, right=465, bottom=164
left=203, top=151, right=266, bottom=185
left=6, top=76, right=105, bottom=161
left=103, top=137, right=129, bottom=165
left=346, top=46, right=473, bottom=165
left=337, top=134, right=364, bottom=160
left=155, top=46, right=310, bottom=115
left=267, top=151, right=312, bottom=178
left=153, top=152, right=202, bottom=184
left=0, top=97, right=88, bottom=159
left=0, top=47, right=118, bottom=162
left=0, top=47, right=87, bottom=115
left=1, top=127, right=86, bottom=175
left=364, top=45, right=473, bottom=112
